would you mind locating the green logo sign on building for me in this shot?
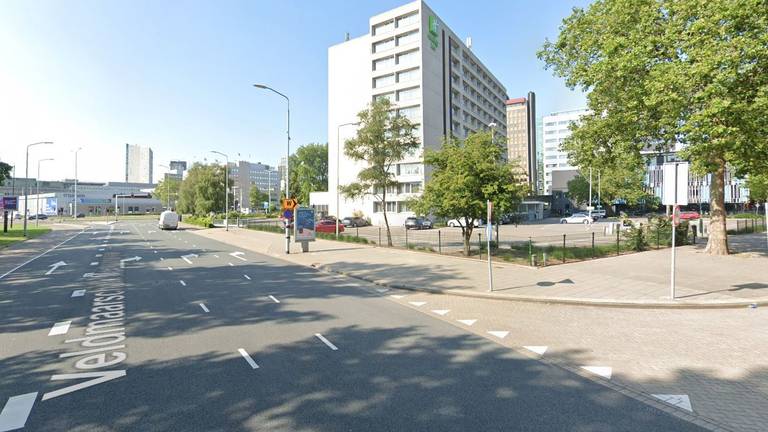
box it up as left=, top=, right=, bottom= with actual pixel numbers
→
left=428, top=15, right=439, bottom=50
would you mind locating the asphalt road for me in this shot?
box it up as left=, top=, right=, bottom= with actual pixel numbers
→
left=0, top=221, right=710, bottom=431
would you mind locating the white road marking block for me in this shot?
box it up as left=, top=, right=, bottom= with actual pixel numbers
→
left=95, top=254, right=102, bottom=257
left=228, top=262, right=234, bottom=267
left=90, top=262, right=98, bottom=266
left=390, top=294, right=405, bottom=299
left=214, top=255, right=220, bottom=258
left=268, top=295, right=280, bottom=303
left=180, top=253, right=198, bottom=264
left=153, top=251, right=157, bottom=254
left=98, top=248, right=104, bottom=251
left=651, top=394, right=692, bottom=412
left=315, top=333, right=338, bottom=350
left=0, top=392, right=38, bottom=431
left=179, top=280, right=186, bottom=286
left=48, top=321, right=72, bottom=336
left=160, top=257, right=164, bottom=261
left=167, top=266, right=173, bottom=270
left=199, top=303, right=209, bottom=313
left=375, top=288, right=390, bottom=293
left=229, top=251, right=247, bottom=261
left=243, top=275, right=251, bottom=280
left=408, top=301, right=426, bottom=307
left=581, top=366, right=612, bottom=379
left=119, top=256, right=142, bottom=268
left=457, top=319, right=477, bottom=326
left=71, top=290, right=86, bottom=298
left=523, top=346, right=548, bottom=355
left=238, top=348, right=259, bottom=369
left=487, top=331, right=509, bottom=339
left=431, top=309, right=450, bottom=316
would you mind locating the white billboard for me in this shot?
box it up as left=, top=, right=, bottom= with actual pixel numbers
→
left=662, top=162, right=689, bottom=206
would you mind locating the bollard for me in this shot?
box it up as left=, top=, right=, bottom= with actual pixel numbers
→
left=378, top=227, right=381, bottom=246
left=543, top=251, right=548, bottom=266
left=356, top=226, right=359, bottom=238
left=562, top=234, right=566, bottom=263
left=591, top=232, right=595, bottom=259
left=528, top=237, right=532, bottom=262
left=405, top=226, right=409, bottom=248
left=478, top=233, right=482, bottom=259
left=438, top=230, right=442, bottom=254
left=616, top=228, right=620, bottom=256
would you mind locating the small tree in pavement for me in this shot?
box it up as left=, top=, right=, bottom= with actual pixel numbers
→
left=340, top=98, right=419, bottom=246
left=412, top=131, right=528, bottom=256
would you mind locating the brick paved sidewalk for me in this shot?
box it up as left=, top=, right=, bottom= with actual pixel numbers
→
left=189, top=226, right=768, bottom=308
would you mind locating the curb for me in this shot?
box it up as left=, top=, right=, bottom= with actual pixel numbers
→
left=311, top=263, right=766, bottom=310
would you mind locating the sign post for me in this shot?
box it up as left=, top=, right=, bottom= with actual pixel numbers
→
left=487, top=200, right=493, bottom=292
left=662, top=162, right=689, bottom=300
left=1, top=197, right=19, bottom=233
left=281, top=198, right=298, bottom=254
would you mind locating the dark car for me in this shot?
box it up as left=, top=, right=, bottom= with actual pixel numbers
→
left=405, top=216, right=432, bottom=230
left=341, top=217, right=369, bottom=228
left=315, top=219, right=344, bottom=233
left=36, top=214, right=48, bottom=220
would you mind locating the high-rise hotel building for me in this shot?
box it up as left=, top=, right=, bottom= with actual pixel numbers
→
left=322, top=1, right=508, bottom=225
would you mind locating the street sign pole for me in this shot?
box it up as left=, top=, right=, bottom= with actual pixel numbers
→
left=487, top=200, right=493, bottom=292
left=663, top=162, right=688, bottom=300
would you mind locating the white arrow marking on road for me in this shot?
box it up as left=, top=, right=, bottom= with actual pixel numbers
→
left=199, top=303, right=209, bottom=313
left=181, top=253, right=198, bottom=264
left=229, top=251, right=247, bottom=261
left=243, top=274, right=251, bottom=280
left=45, top=261, right=67, bottom=275
left=71, top=290, right=86, bottom=298
left=431, top=309, right=450, bottom=316
left=390, top=294, right=405, bottom=299
left=315, top=333, right=338, bottom=350
left=119, top=256, right=142, bottom=268
left=268, top=295, right=280, bottom=303
left=0, top=392, right=38, bottom=431
left=48, top=321, right=72, bottom=336
left=487, top=331, right=509, bottom=339
left=457, top=319, right=477, bottom=326
left=179, top=280, right=186, bottom=286
left=375, top=288, right=390, bottom=293
left=581, top=366, right=612, bottom=379
left=238, top=349, right=259, bottom=369
left=408, top=301, right=426, bottom=307
left=651, top=394, right=692, bottom=412
left=523, top=346, right=548, bottom=356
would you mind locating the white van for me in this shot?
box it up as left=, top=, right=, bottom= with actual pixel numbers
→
left=158, top=211, right=179, bottom=230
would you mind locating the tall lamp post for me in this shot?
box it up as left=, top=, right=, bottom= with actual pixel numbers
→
left=36, top=158, right=54, bottom=227
left=24, top=141, right=53, bottom=237
left=210, top=151, right=230, bottom=231
left=336, top=122, right=360, bottom=238
left=254, top=83, right=291, bottom=254
left=73, top=147, right=82, bottom=219
left=159, top=164, right=171, bottom=209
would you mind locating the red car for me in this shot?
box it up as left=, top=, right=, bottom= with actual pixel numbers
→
left=315, top=219, right=344, bottom=233
left=678, top=211, right=700, bottom=220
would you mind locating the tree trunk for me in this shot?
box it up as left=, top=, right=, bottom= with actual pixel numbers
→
left=382, top=191, right=393, bottom=247
left=462, top=225, right=474, bottom=256
left=704, top=159, right=729, bottom=255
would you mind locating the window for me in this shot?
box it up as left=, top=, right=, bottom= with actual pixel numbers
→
left=373, top=56, right=394, bottom=71
left=397, top=12, right=418, bottom=28
left=372, top=20, right=394, bottom=35
left=374, top=201, right=397, bottom=212
left=397, top=86, right=419, bottom=102
left=373, top=92, right=394, bottom=102
left=397, top=30, right=419, bottom=46
left=398, top=202, right=411, bottom=213
left=397, top=68, right=419, bottom=83
left=373, top=74, right=395, bottom=88
left=373, top=38, right=395, bottom=53
left=400, top=163, right=421, bottom=175
left=399, top=182, right=421, bottom=194
left=397, top=105, right=420, bottom=121
left=396, top=49, right=419, bottom=66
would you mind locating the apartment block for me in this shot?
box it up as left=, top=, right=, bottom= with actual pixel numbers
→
left=125, top=143, right=153, bottom=184
left=505, top=92, right=537, bottom=188
left=541, top=108, right=589, bottom=195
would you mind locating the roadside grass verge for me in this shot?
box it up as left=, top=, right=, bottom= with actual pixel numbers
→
left=0, top=226, right=52, bottom=249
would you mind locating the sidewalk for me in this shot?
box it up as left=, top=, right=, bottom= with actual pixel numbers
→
left=190, top=226, right=768, bottom=308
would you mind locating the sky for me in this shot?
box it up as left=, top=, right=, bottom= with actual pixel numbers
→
left=0, top=0, right=589, bottom=183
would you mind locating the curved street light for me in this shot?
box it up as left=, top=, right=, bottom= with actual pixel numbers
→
left=24, top=141, right=53, bottom=236
left=210, top=151, right=230, bottom=231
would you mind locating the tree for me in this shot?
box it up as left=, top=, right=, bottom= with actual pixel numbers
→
left=747, top=174, right=768, bottom=205
left=153, top=176, right=181, bottom=209
left=340, top=98, right=419, bottom=246
left=288, top=142, right=328, bottom=204
left=566, top=164, right=655, bottom=212
left=539, top=0, right=768, bottom=255
left=412, top=132, right=528, bottom=256
left=177, top=163, right=233, bottom=216
left=249, top=186, right=269, bottom=211
left=0, top=162, right=11, bottom=186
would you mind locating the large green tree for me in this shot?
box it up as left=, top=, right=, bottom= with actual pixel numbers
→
left=539, top=0, right=768, bottom=255
left=177, top=163, right=233, bottom=216
left=249, top=186, right=269, bottom=211
left=413, top=132, right=528, bottom=256
left=0, top=162, right=11, bottom=186
left=153, top=176, right=181, bottom=210
left=567, top=164, right=656, bottom=212
left=340, top=98, right=420, bottom=246
left=747, top=174, right=768, bottom=204
left=287, top=142, right=328, bottom=204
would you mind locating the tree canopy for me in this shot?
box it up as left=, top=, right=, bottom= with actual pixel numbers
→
left=153, top=176, right=181, bottom=210
left=177, top=163, right=233, bottom=216
left=566, top=165, right=657, bottom=211
left=288, top=142, right=328, bottom=204
left=412, top=131, right=528, bottom=255
left=0, top=162, right=11, bottom=186
left=249, top=186, right=269, bottom=211
left=539, top=0, right=768, bottom=255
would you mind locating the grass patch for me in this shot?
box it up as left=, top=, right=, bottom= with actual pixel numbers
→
left=0, top=225, right=51, bottom=249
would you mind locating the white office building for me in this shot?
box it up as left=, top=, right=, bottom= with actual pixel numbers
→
left=315, top=0, right=508, bottom=225
left=541, top=108, right=589, bottom=195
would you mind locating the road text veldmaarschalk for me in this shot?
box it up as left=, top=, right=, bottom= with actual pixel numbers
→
left=42, top=258, right=128, bottom=401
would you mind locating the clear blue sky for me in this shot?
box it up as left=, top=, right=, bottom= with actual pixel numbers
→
left=1, top=0, right=589, bottom=183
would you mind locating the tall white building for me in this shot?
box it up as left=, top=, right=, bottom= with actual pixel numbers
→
left=541, top=109, right=589, bottom=195
left=319, top=0, right=508, bottom=225
left=125, top=144, right=153, bottom=184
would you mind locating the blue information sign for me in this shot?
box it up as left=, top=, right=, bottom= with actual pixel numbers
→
left=1, top=196, right=18, bottom=211
left=283, top=209, right=293, bottom=219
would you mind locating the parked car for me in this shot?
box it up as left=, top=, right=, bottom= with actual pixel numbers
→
left=446, top=218, right=481, bottom=228
left=678, top=211, right=700, bottom=221
left=341, top=217, right=369, bottom=228
left=591, top=209, right=607, bottom=219
left=315, top=219, right=344, bottom=233
left=420, top=218, right=433, bottom=229
left=560, top=213, right=594, bottom=224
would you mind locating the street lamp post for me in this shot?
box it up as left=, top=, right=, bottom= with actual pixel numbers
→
left=336, top=122, right=360, bottom=238
left=24, top=141, right=53, bottom=237
left=159, top=164, right=171, bottom=209
left=254, top=83, right=291, bottom=254
left=210, top=151, right=230, bottom=231
left=73, top=147, right=82, bottom=219
left=36, top=158, right=54, bottom=227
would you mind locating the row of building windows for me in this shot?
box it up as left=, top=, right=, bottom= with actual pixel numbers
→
left=373, top=201, right=412, bottom=213
left=372, top=30, right=419, bottom=54
left=371, top=11, right=418, bottom=36
left=373, top=66, right=419, bottom=88
left=373, top=85, right=420, bottom=104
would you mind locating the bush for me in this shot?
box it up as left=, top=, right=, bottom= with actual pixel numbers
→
left=732, top=213, right=762, bottom=219
left=622, top=221, right=647, bottom=251
left=184, top=215, right=214, bottom=228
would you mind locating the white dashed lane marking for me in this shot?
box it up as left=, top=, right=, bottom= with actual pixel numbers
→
left=268, top=295, right=280, bottom=303
left=243, top=275, right=251, bottom=280
left=48, top=321, right=72, bottom=336
left=71, top=290, right=86, bottom=298
left=238, top=349, right=259, bottom=369
left=315, top=333, right=338, bottom=351
left=179, top=280, right=186, bottom=286
left=199, top=303, right=209, bottom=313
left=0, top=392, right=38, bottom=431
